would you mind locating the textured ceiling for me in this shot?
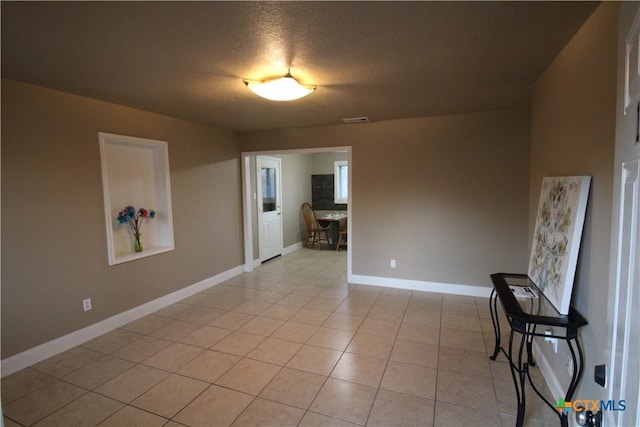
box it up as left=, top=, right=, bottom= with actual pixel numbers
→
left=1, top=1, right=599, bottom=132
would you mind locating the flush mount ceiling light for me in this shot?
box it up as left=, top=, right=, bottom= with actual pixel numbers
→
left=244, top=69, right=316, bottom=101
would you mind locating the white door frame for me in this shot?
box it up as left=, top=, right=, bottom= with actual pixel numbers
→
left=241, top=147, right=352, bottom=274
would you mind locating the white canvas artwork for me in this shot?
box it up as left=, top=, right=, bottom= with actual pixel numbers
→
left=528, top=176, right=591, bottom=315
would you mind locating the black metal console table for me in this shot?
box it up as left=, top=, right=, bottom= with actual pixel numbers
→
left=489, top=273, right=588, bottom=427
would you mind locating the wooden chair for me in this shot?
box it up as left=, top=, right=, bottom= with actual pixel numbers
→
left=301, top=203, right=330, bottom=249
left=336, top=218, right=347, bottom=251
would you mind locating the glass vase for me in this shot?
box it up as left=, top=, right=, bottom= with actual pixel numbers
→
left=134, top=234, right=143, bottom=252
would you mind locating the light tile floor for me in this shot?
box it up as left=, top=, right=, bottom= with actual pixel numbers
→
left=2, top=249, right=559, bottom=426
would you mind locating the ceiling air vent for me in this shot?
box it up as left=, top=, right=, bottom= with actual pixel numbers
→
left=341, top=117, right=370, bottom=124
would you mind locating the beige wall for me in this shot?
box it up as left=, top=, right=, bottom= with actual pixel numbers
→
left=312, top=151, right=348, bottom=175
left=530, top=2, right=618, bottom=398
left=1, top=79, right=244, bottom=358
left=281, top=154, right=313, bottom=247
left=240, top=109, right=532, bottom=287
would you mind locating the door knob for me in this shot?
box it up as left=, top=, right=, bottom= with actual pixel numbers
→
left=594, top=364, right=606, bottom=388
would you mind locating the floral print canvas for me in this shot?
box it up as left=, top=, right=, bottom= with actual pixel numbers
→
left=528, top=176, right=591, bottom=314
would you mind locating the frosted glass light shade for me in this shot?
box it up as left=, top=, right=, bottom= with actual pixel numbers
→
left=244, top=72, right=315, bottom=101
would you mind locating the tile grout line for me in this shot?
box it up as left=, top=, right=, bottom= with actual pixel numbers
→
left=221, top=264, right=352, bottom=427
left=362, top=288, right=412, bottom=427
left=294, top=278, right=379, bottom=426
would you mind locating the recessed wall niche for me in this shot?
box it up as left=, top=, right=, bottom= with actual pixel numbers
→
left=99, top=133, right=175, bottom=265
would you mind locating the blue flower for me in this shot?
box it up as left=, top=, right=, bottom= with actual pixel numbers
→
left=116, top=212, right=128, bottom=224
left=116, top=206, right=157, bottom=246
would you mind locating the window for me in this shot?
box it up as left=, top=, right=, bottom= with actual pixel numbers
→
left=334, top=160, right=348, bottom=204
left=261, top=167, right=277, bottom=212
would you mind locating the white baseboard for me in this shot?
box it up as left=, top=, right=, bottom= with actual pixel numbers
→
left=283, top=242, right=303, bottom=256
left=348, top=274, right=492, bottom=298
left=1, top=264, right=245, bottom=377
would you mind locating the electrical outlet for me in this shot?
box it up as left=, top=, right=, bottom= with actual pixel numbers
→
left=544, top=329, right=558, bottom=353
left=390, top=259, right=397, bottom=268
left=83, top=298, right=92, bottom=312
left=567, top=356, right=574, bottom=377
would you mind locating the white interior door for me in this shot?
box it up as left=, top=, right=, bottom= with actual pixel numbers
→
left=257, top=156, right=283, bottom=262
left=605, top=6, right=640, bottom=426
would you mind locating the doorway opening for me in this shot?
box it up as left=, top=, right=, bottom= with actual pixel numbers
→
left=241, top=146, right=352, bottom=278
